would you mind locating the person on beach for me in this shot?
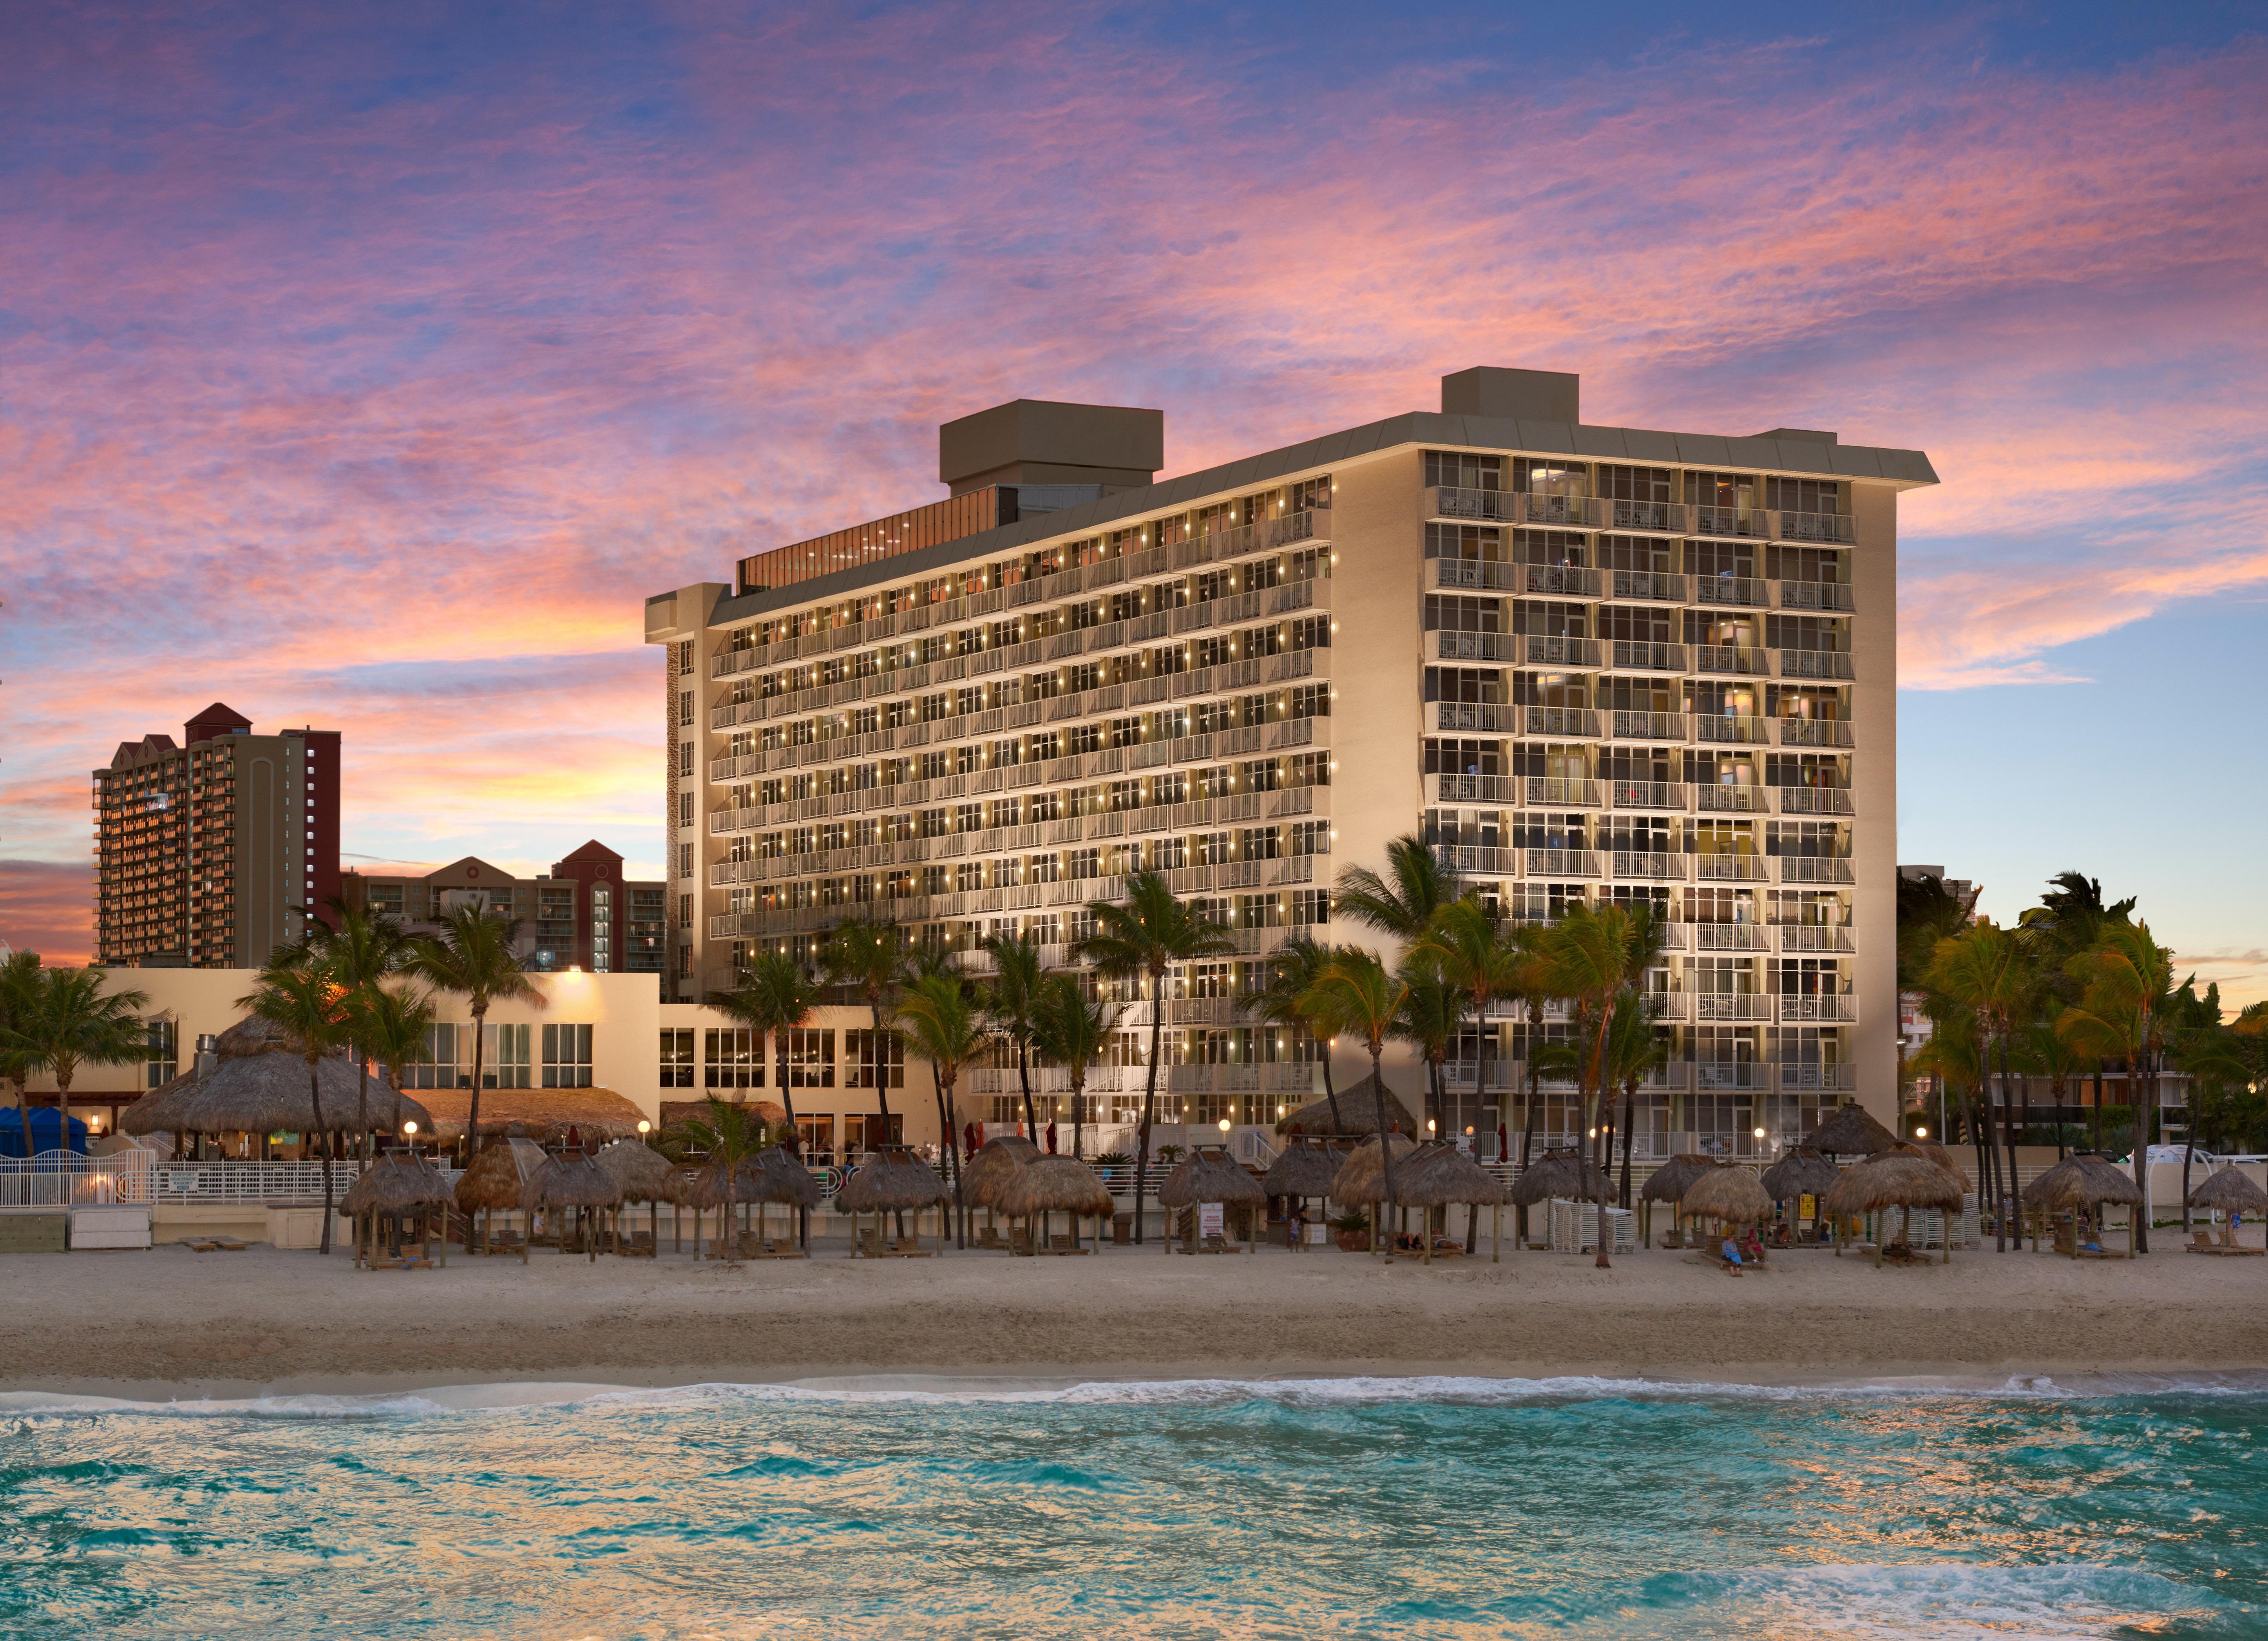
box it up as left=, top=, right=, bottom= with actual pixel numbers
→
left=1721, top=1235, right=1745, bottom=1275
left=1287, top=1204, right=1305, bottom=1252
left=1045, top=1119, right=1058, bottom=1155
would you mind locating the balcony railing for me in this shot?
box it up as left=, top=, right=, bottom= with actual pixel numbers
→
left=1428, top=487, right=1606, bottom=528
left=1520, top=635, right=1601, bottom=667
left=1776, top=1062, right=1858, bottom=1090
left=1777, top=788, right=1855, bottom=817
left=1693, top=993, right=1772, bottom=1021
left=1609, top=570, right=1687, bottom=603
left=1696, top=715, right=1770, bottom=744
left=1609, top=709, right=1687, bottom=741
left=1428, top=630, right=1519, bottom=663
left=1777, top=926, right=1854, bottom=953
left=1779, top=580, right=1855, bottom=612
left=1691, top=505, right=1766, bottom=539
left=1692, top=853, right=1769, bottom=881
left=1694, top=645, right=1770, bottom=675
left=1430, top=558, right=1521, bottom=592
left=1776, top=855, right=1857, bottom=885
left=1778, top=994, right=1859, bottom=1023
left=1777, top=648, right=1855, bottom=681
left=1609, top=640, right=1688, bottom=673
left=1522, top=705, right=1602, bottom=738
left=1694, top=574, right=1770, bottom=608
left=1779, top=718, right=1853, bottom=748
left=1610, top=780, right=1689, bottom=811
left=1693, top=784, right=1768, bottom=813
left=1512, top=565, right=1604, bottom=598
left=1435, top=701, right=1515, bottom=734
left=1525, top=848, right=1602, bottom=879
left=1523, top=775, right=1604, bottom=808
left=1611, top=850, right=1685, bottom=881
left=1605, top=499, right=1687, bottom=534
left=1691, top=922, right=1765, bottom=951
left=1436, top=845, right=1520, bottom=877
left=1772, top=511, right=1855, bottom=545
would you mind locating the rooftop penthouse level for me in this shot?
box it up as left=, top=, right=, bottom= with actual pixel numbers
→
left=647, top=368, right=1933, bottom=1149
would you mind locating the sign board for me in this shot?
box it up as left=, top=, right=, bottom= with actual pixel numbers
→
left=1199, top=1202, right=1224, bottom=1239
left=1798, top=1194, right=1816, bottom=1221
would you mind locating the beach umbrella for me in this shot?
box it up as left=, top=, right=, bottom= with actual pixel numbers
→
left=1823, top=1147, right=1967, bottom=1265
left=454, top=1135, right=548, bottom=1254
left=1805, top=1104, right=1898, bottom=1160
left=992, top=1154, right=1114, bottom=1255
left=1758, top=1148, right=1840, bottom=1243
left=342, top=1152, right=454, bottom=1270
left=1261, top=1137, right=1343, bottom=1245
left=1681, top=1165, right=1773, bottom=1242
left=1157, top=1145, right=1265, bottom=1254
left=1508, top=1148, right=1612, bottom=1250
left=1273, top=1072, right=1420, bottom=1138
left=1638, top=1153, right=1713, bottom=1246
left=2018, top=1152, right=2144, bottom=1259
left=834, top=1145, right=952, bottom=1256
left=518, top=1151, right=623, bottom=1264
left=2186, top=1167, right=2268, bottom=1251
left=1394, top=1141, right=1508, bottom=1263
left=595, top=1140, right=684, bottom=1257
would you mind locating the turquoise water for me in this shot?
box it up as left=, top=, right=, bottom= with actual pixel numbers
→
left=2, top=1377, right=2263, bottom=1638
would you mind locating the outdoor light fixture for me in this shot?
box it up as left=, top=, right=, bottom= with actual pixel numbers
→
left=1754, top=1127, right=1766, bottom=1141
left=637, top=1120, right=652, bottom=1135
left=403, top=1121, right=418, bottom=1137
left=1218, top=1118, right=1232, bottom=1134
left=1427, top=1119, right=1436, bottom=1133
left=1915, top=1126, right=1929, bottom=1139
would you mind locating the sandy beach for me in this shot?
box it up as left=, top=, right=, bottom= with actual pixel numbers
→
left=7, top=1231, right=2267, bottom=1399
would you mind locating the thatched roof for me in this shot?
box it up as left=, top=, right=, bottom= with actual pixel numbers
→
left=1682, top=1165, right=1773, bottom=1224
left=1329, top=1132, right=1421, bottom=1206
left=834, top=1147, right=951, bottom=1212
left=1397, top=1143, right=1508, bottom=1208
left=1806, top=1103, right=1899, bottom=1156
left=994, top=1154, right=1114, bottom=1219
left=454, top=1136, right=550, bottom=1212
left=117, top=1015, right=431, bottom=1138
left=2020, top=1152, right=2143, bottom=1211
left=417, top=1086, right=648, bottom=1145
left=1262, top=1137, right=1343, bottom=1200
left=1822, top=1147, right=1966, bottom=1215
left=594, top=1140, right=682, bottom=1204
left=1509, top=1148, right=1612, bottom=1207
left=962, top=1136, right=1039, bottom=1208
left=2189, top=1166, right=2268, bottom=1213
left=1759, top=1149, right=1841, bottom=1202
left=1274, top=1073, right=1421, bottom=1137
left=1158, top=1146, right=1266, bottom=1207
left=342, top=1152, right=454, bottom=1214
left=519, top=1150, right=623, bottom=1213
left=688, top=1146, right=822, bottom=1210
left=661, top=1097, right=786, bottom=1134
left=1639, top=1154, right=1714, bottom=1203
left=1908, top=1139, right=1973, bottom=1191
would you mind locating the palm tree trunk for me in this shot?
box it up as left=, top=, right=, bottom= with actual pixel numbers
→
left=11, top=1078, right=34, bottom=1164
left=466, top=1003, right=489, bottom=1159
left=1017, top=1040, right=1037, bottom=1139
left=2091, top=1063, right=2103, bottom=1151
left=1618, top=1080, right=1636, bottom=1209
left=1071, top=1074, right=1084, bottom=1159
left=1588, top=1012, right=1613, bottom=1268
left=1372, top=1046, right=1398, bottom=1262
left=1999, top=1038, right=2020, bottom=1254
left=773, top=1032, right=800, bottom=1155
left=1134, top=977, right=1162, bottom=1246
left=308, top=1058, right=333, bottom=1255
left=354, top=1045, right=371, bottom=1162
left=1320, top=1038, right=1341, bottom=1133
left=2133, top=1041, right=2154, bottom=1254
left=870, top=1002, right=895, bottom=1139
left=943, top=1078, right=967, bottom=1248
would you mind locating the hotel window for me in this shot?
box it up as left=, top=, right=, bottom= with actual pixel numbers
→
left=781, top=1029, right=836, bottom=1089
left=143, top=1018, right=178, bottom=1089
left=845, top=1029, right=905, bottom=1090
left=1423, top=451, right=1502, bottom=490
left=660, top=1027, right=695, bottom=1089
left=704, top=1027, right=761, bottom=1088
left=488, top=1023, right=533, bottom=1088
left=542, top=1024, right=594, bottom=1089
left=1423, top=595, right=1501, bottom=634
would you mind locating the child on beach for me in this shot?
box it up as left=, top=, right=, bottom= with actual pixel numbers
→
left=1721, top=1236, right=1745, bottom=1275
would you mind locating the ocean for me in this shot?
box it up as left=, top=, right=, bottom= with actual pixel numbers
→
left=0, top=1376, right=2260, bottom=1638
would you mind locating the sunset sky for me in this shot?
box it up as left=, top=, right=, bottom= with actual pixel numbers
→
left=3, top=3, right=2263, bottom=1001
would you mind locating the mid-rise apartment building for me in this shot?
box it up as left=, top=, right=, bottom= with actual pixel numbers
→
left=343, top=840, right=668, bottom=974
left=646, top=369, right=1935, bottom=1156
left=93, top=703, right=340, bottom=968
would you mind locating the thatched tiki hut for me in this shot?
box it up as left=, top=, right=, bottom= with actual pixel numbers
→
left=343, top=1152, right=454, bottom=1270
left=1395, top=1143, right=1509, bottom=1264
left=518, top=1150, right=623, bottom=1264
left=1330, top=1132, right=1421, bottom=1256
left=2019, top=1152, right=2144, bottom=1259
left=1680, top=1165, right=1774, bottom=1258
left=693, top=1146, right=822, bottom=1259
left=1508, top=1149, right=1610, bottom=1250
left=1262, top=1137, right=1343, bottom=1246
left=1157, top=1146, right=1266, bottom=1254
left=594, top=1140, right=684, bottom=1257
left=2187, top=1166, right=2268, bottom=1253
left=121, top=1015, right=432, bottom=1150
left=1908, top=1139, right=1973, bottom=1192
left=1822, top=1147, right=1967, bottom=1266
left=1805, top=1103, right=1899, bottom=1161
left=1274, top=1074, right=1420, bottom=1139
left=419, top=1086, right=651, bottom=1155
left=993, top=1155, right=1115, bottom=1255
left=961, top=1136, right=1040, bottom=1249
left=1758, top=1150, right=1841, bottom=1242
left=1637, top=1154, right=1712, bottom=1248
left=834, top=1146, right=952, bottom=1257
left=454, top=1135, right=550, bottom=1254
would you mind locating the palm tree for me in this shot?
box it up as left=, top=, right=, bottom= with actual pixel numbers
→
left=1075, top=871, right=1233, bottom=1243
left=2020, top=871, right=2135, bottom=1148
left=681, top=1093, right=766, bottom=1259
left=2058, top=920, right=2174, bottom=1250
left=715, top=948, right=823, bottom=1154
left=236, top=956, right=351, bottom=1253
left=895, top=971, right=990, bottom=1246
left=1926, top=922, right=2032, bottom=1252
left=980, top=931, right=1048, bottom=1138
left=351, top=983, right=435, bottom=1125
left=1299, top=948, right=1411, bottom=1261
left=1539, top=901, right=1656, bottom=1268
left=0, top=948, right=51, bottom=1154
left=8, top=965, right=153, bottom=1157
left=822, top=915, right=909, bottom=1141
left=1032, top=974, right=1119, bottom=1159
left=308, top=904, right=415, bottom=1159
left=1245, top=933, right=1343, bottom=1132
left=1334, top=835, right=1463, bottom=943
left=1503, top=923, right=1562, bottom=1167
left=1600, top=988, right=1671, bottom=1208
left=1393, top=951, right=1459, bottom=1137
left=1414, top=899, right=1521, bottom=1154
left=409, top=906, right=545, bottom=1159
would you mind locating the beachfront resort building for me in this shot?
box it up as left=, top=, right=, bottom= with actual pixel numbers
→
left=93, top=703, right=341, bottom=971
left=643, top=368, right=1937, bottom=1160
left=342, top=841, right=669, bottom=977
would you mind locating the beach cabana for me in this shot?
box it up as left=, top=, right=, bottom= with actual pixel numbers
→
left=454, top=1135, right=550, bottom=1254
left=834, top=1145, right=952, bottom=1257
left=1273, top=1073, right=1421, bottom=1139
left=518, top=1151, right=623, bottom=1263
left=691, top=1146, right=821, bottom=1259
left=418, top=1086, right=650, bottom=1153
left=1638, top=1154, right=1712, bottom=1248
left=594, top=1140, right=684, bottom=1257
left=1157, top=1146, right=1265, bottom=1254
left=122, top=1014, right=431, bottom=1152
left=1508, top=1149, right=1611, bottom=1250
left=961, top=1136, right=1040, bottom=1248
left=1396, top=1143, right=1508, bottom=1264
left=1823, top=1147, right=1966, bottom=1265
left=2186, top=1167, right=2268, bottom=1253
left=1262, top=1137, right=1344, bottom=1245
left=993, top=1154, right=1114, bottom=1255
left=343, top=1152, right=454, bottom=1270
left=1680, top=1165, right=1774, bottom=1264
left=2020, top=1152, right=2144, bottom=1259
left=1805, top=1104, right=1899, bottom=1161
left=1329, top=1132, right=1421, bottom=1256
left=1908, top=1138, right=1974, bottom=1192
left=1759, top=1149, right=1841, bottom=1243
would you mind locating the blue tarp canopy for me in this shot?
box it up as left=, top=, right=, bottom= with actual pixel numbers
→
left=0, top=1108, right=90, bottom=1157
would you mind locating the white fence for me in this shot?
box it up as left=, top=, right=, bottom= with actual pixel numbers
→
left=0, top=1148, right=158, bottom=1208
left=0, top=1149, right=467, bottom=1208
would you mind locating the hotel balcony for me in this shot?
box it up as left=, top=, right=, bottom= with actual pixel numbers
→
left=1693, top=645, right=1770, bottom=676
left=1604, top=498, right=1687, bottom=534
left=1425, top=487, right=1606, bottom=529
left=1775, top=855, right=1857, bottom=885
left=1776, top=926, right=1855, bottom=953
left=1609, top=779, right=1690, bottom=811
left=1694, top=574, right=1770, bottom=609
left=1434, top=701, right=1518, bottom=734
left=1777, top=788, right=1856, bottom=817
left=1692, top=784, right=1768, bottom=813
left=1525, top=848, right=1602, bottom=879
left=1428, top=630, right=1517, bottom=664
left=1610, top=849, right=1686, bottom=882
left=1519, top=634, right=1601, bottom=668
left=1609, top=709, right=1688, bottom=741
left=1693, top=993, right=1772, bottom=1021
left=1695, top=715, right=1770, bottom=745
left=1608, top=570, right=1688, bottom=604
left=1435, top=844, right=1521, bottom=878
left=1774, top=1063, right=1858, bottom=1091
left=1607, top=639, right=1689, bottom=674
left=1779, top=718, right=1853, bottom=749
left=1778, top=580, right=1855, bottom=613
left=1692, top=853, right=1769, bottom=882
left=1778, top=994, right=1859, bottom=1023
left=1776, top=649, right=1855, bottom=681
left=1772, top=511, right=1856, bottom=545
left=1691, top=922, right=1767, bottom=951
left=1690, top=505, right=1766, bottom=539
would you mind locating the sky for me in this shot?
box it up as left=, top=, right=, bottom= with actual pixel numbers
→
left=2, top=1, right=2264, bottom=1001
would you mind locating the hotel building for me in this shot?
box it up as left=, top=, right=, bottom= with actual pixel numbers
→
left=644, top=369, right=1937, bottom=1157
left=343, top=840, right=668, bottom=976
left=93, top=703, right=340, bottom=970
